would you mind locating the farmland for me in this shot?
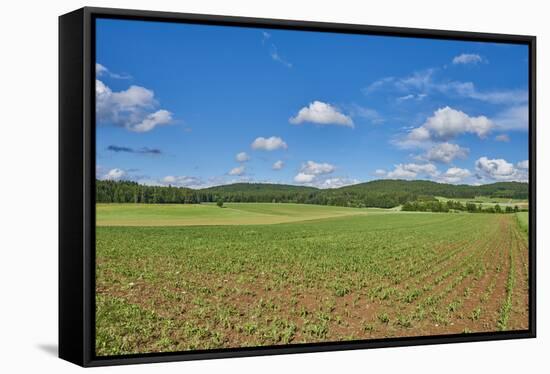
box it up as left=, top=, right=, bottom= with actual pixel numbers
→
left=96, top=203, right=529, bottom=355
left=436, top=196, right=529, bottom=210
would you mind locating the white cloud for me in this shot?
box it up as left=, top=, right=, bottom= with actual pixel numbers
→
left=235, top=152, right=250, bottom=162
left=290, top=101, right=354, bottom=128
left=449, top=82, right=527, bottom=105
left=495, top=134, right=510, bottom=142
left=95, top=63, right=131, bottom=79
left=272, top=160, right=284, bottom=170
left=475, top=157, right=528, bottom=182
left=373, top=169, right=387, bottom=177
left=301, top=161, right=335, bottom=175
left=130, top=110, right=172, bottom=133
left=251, top=136, right=288, bottom=151
left=96, top=63, right=108, bottom=76
left=387, top=163, right=439, bottom=180
left=294, top=172, right=316, bottom=183
left=317, top=177, right=359, bottom=189
left=101, top=168, right=127, bottom=181
left=228, top=166, right=245, bottom=176
left=452, top=53, right=484, bottom=65
left=364, top=68, right=527, bottom=105
left=161, top=175, right=204, bottom=188
left=493, top=105, right=529, bottom=131
left=438, top=167, right=471, bottom=184
left=96, top=79, right=172, bottom=132
left=293, top=161, right=336, bottom=184
left=423, top=142, right=469, bottom=163
left=402, top=107, right=492, bottom=147
left=517, top=160, right=529, bottom=170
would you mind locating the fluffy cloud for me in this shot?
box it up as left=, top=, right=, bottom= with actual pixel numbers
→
left=452, top=53, right=484, bottom=65
left=387, top=163, right=439, bottom=180
left=294, top=172, right=316, bottom=183
left=301, top=161, right=335, bottom=175
left=475, top=157, right=528, bottom=182
left=495, top=134, right=510, bottom=142
left=96, top=79, right=172, bottom=132
left=251, top=136, right=288, bottom=151
left=235, top=152, right=250, bottom=162
left=289, top=101, right=354, bottom=128
left=294, top=161, right=336, bottom=184
left=100, top=168, right=127, bottom=181
left=423, top=142, right=469, bottom=163
left=402, top=107, right=492, bottom=147
left=228, top=166, right=246, bottom=176
left=131, top=110, right=172, bottom=133
left=272, top=160, right=284, bottom=170
left=438, top=167, right=471, bottom=184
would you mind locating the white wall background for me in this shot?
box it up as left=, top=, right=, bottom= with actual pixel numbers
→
left=0, top=0, right=546, bottom=372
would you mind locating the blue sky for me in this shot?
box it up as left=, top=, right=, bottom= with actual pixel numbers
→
left=96, top=18, right=529, bottom=189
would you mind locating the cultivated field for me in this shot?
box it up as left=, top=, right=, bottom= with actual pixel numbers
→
left=96, top=203, right=529, bottom=355
left=436, top=196, right=529, bottom=210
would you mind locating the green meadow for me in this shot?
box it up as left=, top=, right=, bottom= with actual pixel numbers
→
left=96, top=202, right=383, bottom=226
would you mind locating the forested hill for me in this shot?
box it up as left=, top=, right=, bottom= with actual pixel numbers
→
left=96, top=179, right=528, bottom=208
left=334, top=180, right=528, bottom=199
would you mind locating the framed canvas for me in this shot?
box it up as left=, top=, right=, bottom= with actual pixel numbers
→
left=59, top=7, right=536, bottom=367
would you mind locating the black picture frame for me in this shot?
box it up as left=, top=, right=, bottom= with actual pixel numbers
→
left=59, top=6, right=536, bottom=367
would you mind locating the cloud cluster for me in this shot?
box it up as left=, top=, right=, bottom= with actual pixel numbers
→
left=475, top=157, right=528, bottom=182
left=400, top=107, right=492, bottom=147
left=96, top=76, right=172, bottom=132
left=290, top=101, right=354, bottom=128
left=422, top=142, right=469, bottom=163
left=452, top=53, right=484, bottom=65
left=294, top=161, right=336, bottom=184
left=251, top=136, right=288, bottom=151
left=385, top=163, right=439, bottom=180
left=438, top=167, right=471, bottom=183
left=376, top=163, right=473, bottom=184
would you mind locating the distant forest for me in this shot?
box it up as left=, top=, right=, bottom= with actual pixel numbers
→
left=96, top=179, right=528, bottom=209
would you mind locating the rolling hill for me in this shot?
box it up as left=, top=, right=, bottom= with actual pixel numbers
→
left=96, top=179, right=528, bottom=208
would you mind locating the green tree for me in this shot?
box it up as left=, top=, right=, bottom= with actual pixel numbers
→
left=216, top=198, right=224, bottom=208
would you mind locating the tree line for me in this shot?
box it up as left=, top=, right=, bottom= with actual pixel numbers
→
left=96, top=179, right=528, bottom=209
left=401, top=199, right=521, bottom=214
